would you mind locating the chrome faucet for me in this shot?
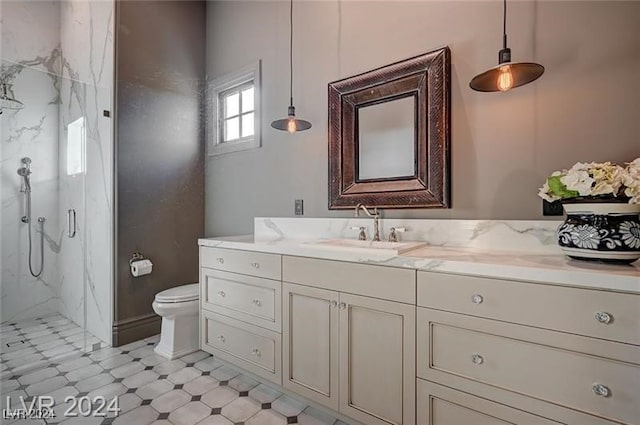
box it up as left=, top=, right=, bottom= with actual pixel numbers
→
left=355, top=204, right=381, bottom=241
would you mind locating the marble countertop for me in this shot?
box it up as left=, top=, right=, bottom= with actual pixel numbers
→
left=198, top=235, right=640, bottom=294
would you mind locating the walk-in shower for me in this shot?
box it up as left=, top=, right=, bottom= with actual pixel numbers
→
left=2, top=0, right=114, bottom=378
left=2, top=57, right=112, bottom=375
left=17, top=157, right=46, bottom=278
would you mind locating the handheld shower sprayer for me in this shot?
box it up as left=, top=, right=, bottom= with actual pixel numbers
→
left=17, top=164, right=32, bottom=193
left=17, top=157, right=45, bottom=277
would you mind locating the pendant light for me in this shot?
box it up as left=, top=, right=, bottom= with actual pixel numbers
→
left=470, top=0, right=544, bottom=92
left=271, top=0, right=312, bottom=133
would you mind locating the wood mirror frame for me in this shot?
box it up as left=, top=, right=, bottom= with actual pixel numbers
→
left=328, top=47, right=451, bottom=209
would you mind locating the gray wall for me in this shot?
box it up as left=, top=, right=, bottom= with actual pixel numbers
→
left=205, top=1, right=640, bottom=236
left=114, top=0, right=205, bottom=345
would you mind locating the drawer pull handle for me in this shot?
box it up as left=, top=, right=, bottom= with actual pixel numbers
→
left=330, top=300, right=338, bottom=308
left=338, top=302, right=347, bottom=310
left=471, top=354, right=484, bottom=365
left=252, top=299, right=261, bottom=307
left=471, top=294, right=484, bottom=305
left=218, top=291, right=226, bottom=298
left=251, top=262, right=260, bottom=269
left=595, top=311, right=612, bottom=324
left=251, top=348, right=261, bottom=356
left=216, top=257, right=225, bottom=264
left=217, top=335, right=226, bottom=343
left=592, top=383, right=610, bottom=397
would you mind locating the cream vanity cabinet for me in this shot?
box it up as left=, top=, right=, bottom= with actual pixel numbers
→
left=416, top=271, right=640, bottom=425
left=200, top=247, right=283, bottom=384
left=282, top=256, right=416, bottom=425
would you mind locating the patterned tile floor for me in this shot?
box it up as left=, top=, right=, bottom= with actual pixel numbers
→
left=1, top=315, right=106, bottom=379
left=1, top=320, right=344, bottom=425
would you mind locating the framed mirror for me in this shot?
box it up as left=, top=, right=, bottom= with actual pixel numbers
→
left=328, top=47, right=451, bottom=209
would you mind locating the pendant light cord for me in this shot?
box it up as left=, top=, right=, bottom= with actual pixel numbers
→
left=289, top=0, right=294, bottom=107
left=502, top=0, right=507, bottom=49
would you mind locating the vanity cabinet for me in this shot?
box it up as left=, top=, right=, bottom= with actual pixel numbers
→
left=283, top=282, right=415, bottom=425
left=282, top=256, right=416, bottom=425
left=199, top=243, right=639, bottom=425
left=417, top=271, right=640, bottom=425
left=200, top=247, right=282, bottom=384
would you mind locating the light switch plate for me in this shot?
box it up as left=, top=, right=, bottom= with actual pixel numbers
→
left=295, top=199, right=304, bottom=215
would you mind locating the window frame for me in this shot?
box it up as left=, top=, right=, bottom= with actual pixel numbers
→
left=208, top=61, right=261, bottom=156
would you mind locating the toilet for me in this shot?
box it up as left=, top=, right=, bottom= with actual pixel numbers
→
left=152, top=283, right=200, bottom=359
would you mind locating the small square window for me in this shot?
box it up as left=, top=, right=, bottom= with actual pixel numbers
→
left=208, top=61, right=261, bottom=156
left=219, top=81, right=255, bottom=144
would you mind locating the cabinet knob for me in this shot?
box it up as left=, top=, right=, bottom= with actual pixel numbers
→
left=595, top=311, right=612, bottom=324
left=218, top=291, right=226, bottom=298
left=252, top=299, right=261, bottom=307
left=216, top=257, right=224, bottom=264
left=592, top=383, right=610, bottom=397
left=251, top=262, right=260, bottom=269
left=338, top=302, right=346, bottom=310
left=217, top=335, right=226, bottom=343
left=471, top=294, right=484, bottom=305
left=330, top=300, right=338, bottom=308
left=471, top=354, right=484, bottom=365
left=251, top=348, right=261, bottom=357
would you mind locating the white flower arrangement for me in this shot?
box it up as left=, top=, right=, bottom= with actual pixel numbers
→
left=539, top=157, right=640, bottom=204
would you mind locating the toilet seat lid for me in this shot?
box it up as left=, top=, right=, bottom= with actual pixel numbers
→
left=155, top=283, right=199, bottom=303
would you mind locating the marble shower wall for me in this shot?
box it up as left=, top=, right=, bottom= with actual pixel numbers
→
left=1, top=1, right=63, bottom=322
left=1, top=0, right=114, bottom=346
left=0, top=62, right=63, bottom=322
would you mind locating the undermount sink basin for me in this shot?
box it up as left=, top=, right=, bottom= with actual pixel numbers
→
left=302, top=239, right=426, bottom=255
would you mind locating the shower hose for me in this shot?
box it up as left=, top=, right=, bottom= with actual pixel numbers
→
left=25, top=192, right=45, bottom=278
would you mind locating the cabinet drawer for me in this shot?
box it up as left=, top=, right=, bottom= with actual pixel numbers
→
left=418, top=308, right=640, bottom=425
left=201, top=247, right=281, bottom=280
left=283, top=256, right=415, bottom=304
left=417, top=379, right=560, bottom=425
left=201, top=269, right=281, bottom=332
left=201, top=311, right=281, bottom=385
left=418, top=271, right=640, bottom=345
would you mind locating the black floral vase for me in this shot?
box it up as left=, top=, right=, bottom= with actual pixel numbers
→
left=557, top=201, right=640, bottom=264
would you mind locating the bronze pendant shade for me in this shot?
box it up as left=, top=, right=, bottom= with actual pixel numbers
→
left=470, top=0, right=544, bottom=92
left=271, top=105, right=312, bottom=133
left=271, top=0, right=311, bottom=133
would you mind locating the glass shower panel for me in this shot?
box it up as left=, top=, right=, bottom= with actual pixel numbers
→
left=0, top=60, right=100, bottom=375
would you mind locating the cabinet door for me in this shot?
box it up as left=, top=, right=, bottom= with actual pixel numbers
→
left=282, top=283, right=339, bottom=411
left=339, top=293, right=415, bottom=425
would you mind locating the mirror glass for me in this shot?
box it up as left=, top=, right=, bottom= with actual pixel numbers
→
left=357, top=96, right=415, bottom=180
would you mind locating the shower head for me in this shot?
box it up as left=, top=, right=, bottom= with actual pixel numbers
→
left=0, top=83, right=24, bottom=114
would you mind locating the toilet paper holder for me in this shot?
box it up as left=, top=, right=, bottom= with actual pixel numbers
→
left=130, top=252, right=153, bottom=277
left=130, top=252, right=145, bottom=265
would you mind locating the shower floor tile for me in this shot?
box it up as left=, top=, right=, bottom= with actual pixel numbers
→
left=1, top=314, right=107, bottom=378
left=1, top=331, right=343, bottom=425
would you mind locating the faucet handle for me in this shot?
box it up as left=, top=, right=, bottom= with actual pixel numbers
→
left=350, top=226, right=367, bottom=241
left=388, top=227, right=407, bottom=242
